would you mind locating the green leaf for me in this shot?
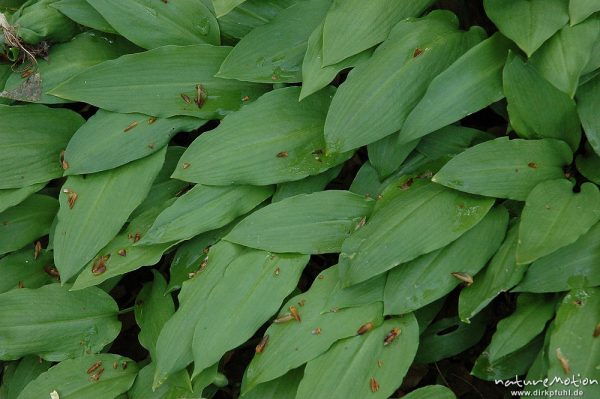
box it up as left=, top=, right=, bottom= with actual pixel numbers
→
left=242, top=266, right=383, bottom=393
left=135, top=271, right=175, bottom=360
left=240, top=368, right=303, bottom=399
left=10, top=0, right=80, bottom=44
left=399, top=33, right=512, bottom=143
left=0, top=284, right=120, bottom=361
left=458, top=224, right=527, bottom=322
left=0, top=246, right=56, bottom=294
left=64, top=110, right=204, bottom=175
left=166, top=225, right=230, bottom=294
left=325, top=272, right=386, bottom=311
left=339, top=179, right=494, bottom=286
left=190, top=250, right=309, bottom=376
left=577, top=72, right=600, bottom=155
left=174, top=87, right=351, bottom=185
left=486, top=294, right=556, bottom=363
left=324, top=12, right=476, bottom=153
left=349, top=161, right=384, bottom=197
left=153, top=242, right=250, bottom=385
left=216, top=0, right=332, bottom=83
left=49, top=45, right=269, bottom=119
left=3, top=31, right=138, bottom=104
left=0, top=183, right=45, bottom=213
left=87, top=0, right=220, bottom=49
left=71, top=193, right=174, bottom=291
left=503, top=54, right=581, bottom=150
left=0, top=194, right=58, bottom=256
left=547, top=288, right=600, bottom=397
left=300, top=22, right=372, bottom=101
left=272, top=165, right=341, bottom=202
left=514, top=222, right=600, bottom=293
left=17, top=354, right=137, bottom=399
left=530, top=17, right=600, bottom=96
left=296, top=316, right=419, bottom=399
left=1, top=356, right=51, bottom=399
left=0, top=104, right=84, bottom=189
left=225, top=190, right=374, bottom=254
left=415, top=314, right=488, bottom=363
left=129, top=364, right=195, bottom=399
left=321, top=0, right=435, bottom=66
left=217, top=0, right=297, bottom=40
left=576, top=151, right=600, bottom=184
left=432, top=137, right=573, bottom=201
left=402, top=386, right=456, bottom=399
left=384, top=206, right=508, bottom=315
left=415, top=125, right=494, bottom=160
left=471, top=335, right=543, bottom=381
left=517, top=180, right=600, bottom=264
left=212, top=0, right=245, bottom=17
left=368, top=133, right=419, bottom=179
left=51, top=0, right=116, bottom=33
left=54, top=148, right=165, bottom=283
left=569, top=0, right=600, bottom=25
left=140, top=184, right=273, bottom=245
left=483, top=0, right=569, bottom=57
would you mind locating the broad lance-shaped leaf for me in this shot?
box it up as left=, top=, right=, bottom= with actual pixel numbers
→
left=338, top=179, right=494, bottom=286
left=503, top=54, right=581, bottom=150
left=272, top=165, right=342, bottom=202
left=225, top=190, right=374, bottom=254
left=415, top=314, right=488, bottom=363
left=576, top=150, right=600, bottom=184
left=240, top=368, right=303, bottom=399
left=217, top=0, right=297, bottom=40
left=50, top=45, right=269, bottom=119
left=16, top=354, right=138, bottom=399
left=402, top=386, right=456, bottom=399
left=325, top=272, right=386, bottom=312
left=368, top=133, right=419, bottom=179
left=483, top=0, right=569, bottom=57
left=300, top=21, right=372, bottom=101
left=1, top=356, right=51, bottom=399
left=51, top=0, right=116, bottom=33
left=135, top=271, right=175, bottom=360
left=295, top=316, right=418, bottom=399
left=64, top=110, right=204, bottom=175
left=385, top=206, right=508, bottom=315
left=432, top=137, right=573, bottom=201
left=570, top=0, right=600, bottom=25
left=216, top=0, right=332, bottom=83
left=139, top=184, right=273, bottom=245
left=54, top=148, right=165, bottom=283
left=153, top=242, right=254, bottom=385
left=190, top=250, right=309, bottom=377
left=0, top=183, right=45, bottom=214
left=517, top=180, right=600, bottom=264
left=129, top=364, right=198, bottom=399
left=87, top=0, right=220, bottom=49
left=324, top=13, right=484, bottom=153
left=212, top=0, right=246, bottom=17
left=0, top=194, right=57, bottom=256
left=2, top=31, right=138, bottom=104
left=458, top=224, right=527, bottom=322
left=0, top=246, right=56, bottom=294
left=0, top=284, right=120, bottom=361
left=577, top=72, right=600, bottom=156
left=9, top=0, right=79, bottom=44
left=321, top=0, right=435, bottom=66
left=241, top=266, right=384, bottom=394
left=530, top=16, right=600, bottom=97
left=547, top=288, right=600, bottom=397
left=71, top=193, right=175, bottom=291
left=472, top=335, right=544, bottom=381
left=484, top=294, right=556, bottom=364
left=514, top=222, right=600, bottom=293
left=399, top=33, right=512, bottom=144
left=0, top=104, right=84, bottom=189
left=174, top=86, right=351, bottom=186
left=415, top=125, right=494, bottom=160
